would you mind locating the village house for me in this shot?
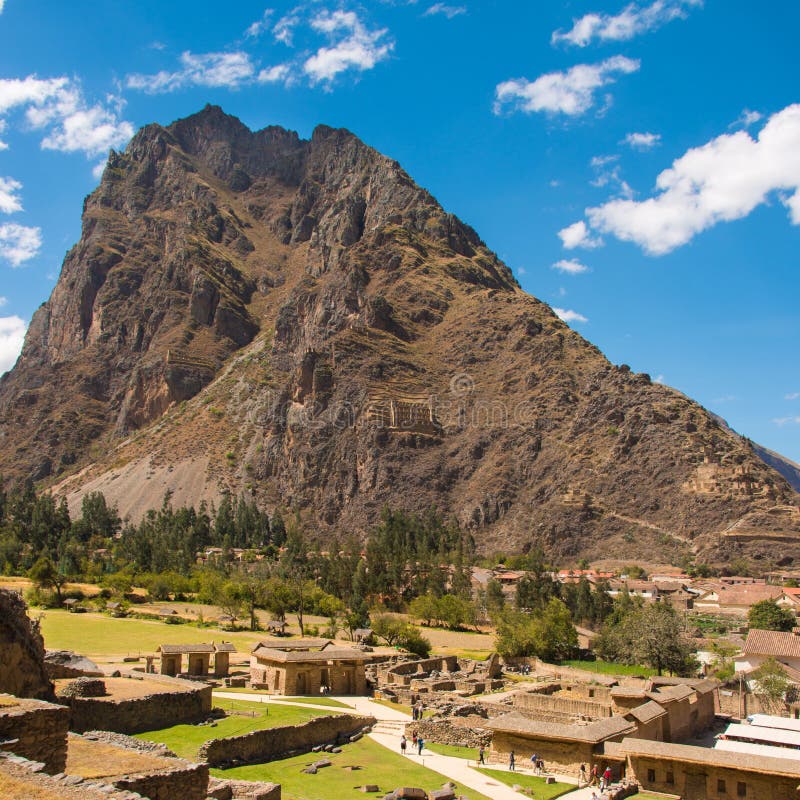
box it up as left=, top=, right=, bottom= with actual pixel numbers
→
left=249, top=639, right=370, bottom=695
left=735, top=627, right=800, bottom=674
left=694, top=584, right=783, bottom=617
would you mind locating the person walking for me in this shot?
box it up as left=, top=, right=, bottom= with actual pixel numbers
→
left=478, top=744, right=486, bottom=765
left=591, top=763, right=599, bottom=785
left=603, top=766, right=612, bottom=789
left=579, top=763, right=587, bottom=785
left=417, top=736, right=424, bottom=756
left=509, top=750, right=515, bottom=771
left=400, top=735, right=407, bottom=755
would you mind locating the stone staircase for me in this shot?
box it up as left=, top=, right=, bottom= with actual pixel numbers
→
left=372, top=720, right=406, bottom=735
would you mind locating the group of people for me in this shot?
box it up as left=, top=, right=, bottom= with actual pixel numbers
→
left=506, top=751, right=545, bottom=774
left=411, top=702, right=425, bottom=721
left=400, top=733, right=425, bottom=756
left=580, top=763, right=614, bottom=793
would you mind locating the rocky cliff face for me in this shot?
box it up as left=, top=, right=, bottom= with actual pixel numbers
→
left=1, top=105, right=798, bottom=563
left=0, top=591, right=54, bottom=701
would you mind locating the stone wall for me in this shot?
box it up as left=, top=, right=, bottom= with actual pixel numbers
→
left=208, top=776, right=282, bottom=800
left=405, top=719, right=491, bottom=748
left=199, top=713, right=375, bottom=767
left=490, top=729, right=597, bottom=777
left=513, top=691, right=613, bottom=721
left=111, top=761, right=210, bottom=800
left=0, top=590, right=54, bottom=700
left=382, top=656, right=460, bottom=685
left=0, top=696, right=70, bottom=773
left=0, top=751, right=145, bottom=800
left=66, top=677, right=212, bottom=734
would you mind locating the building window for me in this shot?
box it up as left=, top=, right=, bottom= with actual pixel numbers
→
left=666, top=771, right=674, bottom=785
left=647, top=769, right=655, bottom=782
left=737, top=783, right=746, bottom=797
left=718, top=779, right=727, bottom=793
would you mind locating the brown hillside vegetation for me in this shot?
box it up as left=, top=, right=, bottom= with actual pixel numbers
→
left=0, top=105, right=798, bottom=563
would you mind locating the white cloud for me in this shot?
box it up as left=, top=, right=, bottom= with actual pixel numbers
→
left=731, top=108, right=762, bottom=129
left=552, top=258, right=589, bottom=274
left=623, top=131, right=661, bottom=150
left=0, top=119, right=7, bottom=151
left=773, top=416, right=800, bottom=426
left=558, top=220, right=603, bottom=250
left=580, top=103, right=800, bottom=255
left=245, top=8, right=274, bottom=38
left=654, top=374, right=665, bottom=384
left=127, top=51, right=256, bottom=93
left=0, top=1, right=5, bottom=13
left=785, top=392, right=800, bottom=400
left=494, top=55, right=639, bottom=117
left=590, top=154, right=633, bottom=198
left=0, top=176, right=23, bottom=214
left=0, top=296, right=6, bottom=307
left=0, top=76, right=132, bottom=159
left=303, top=10, right=394, bottom=84
left=552, top=0, right=702, bottom=47
left=0, top=223, right=41, bottom=266
left=273, top=12, right=301, bottom=45
left=0, top=315, right=26, bottom=375
left=554, top=307, right=588, bottom=324
left=257, top=64, right=293, bottom=85
left=423, top=3, right=466, bottom=18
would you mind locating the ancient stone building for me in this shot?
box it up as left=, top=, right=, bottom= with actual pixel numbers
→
left=156, top=642, right=235, bottom=677
left=250, top=642, right=369, bottom=695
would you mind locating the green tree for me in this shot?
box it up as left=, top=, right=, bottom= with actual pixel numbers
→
left=627, top=603, right=696, bottom=676
left=751, top=658, right=794, bottom=714
left=28, top=556, right=67, bottom=605
left=748, top=599, right=796, bottom=632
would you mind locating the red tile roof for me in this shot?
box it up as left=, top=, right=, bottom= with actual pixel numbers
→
left=743, top=628, right=800, bottom=659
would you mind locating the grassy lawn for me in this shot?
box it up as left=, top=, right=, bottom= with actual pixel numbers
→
left=475, top=768, right=573, bottom=800
left=134, top=699, right=330, bottom=760
left=212, top=736, right=492, bottom=800
left=561, top=659, right=657, bottom=677
left=33, top=608, right=263, bottom=659
left=425, top=742, right=477, bottom=760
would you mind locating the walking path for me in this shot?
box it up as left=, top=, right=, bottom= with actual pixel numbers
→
left=214, top=691, right=589, bottom=800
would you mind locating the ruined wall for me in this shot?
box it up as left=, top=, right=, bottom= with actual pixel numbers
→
left=382, top=656, right=460, bottom=685
left=66, top=681, right=212, bottom=734
left=0, top=696, right=70, bottom=774
left=513, top=691, right=613, bottom=721
left=199, top=713, right=375, bottom=767
left=0, top=751, right=144, bottom=800
left=111, top=761, right=209, bottom=800
left=405, top=719, right=491, bottom=748
left=0, top=590, right=54, bottom=700
left=208, top=776, right=282, bottom=800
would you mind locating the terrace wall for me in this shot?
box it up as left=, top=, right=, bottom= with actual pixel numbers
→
left=199, top=713, right=375, bottom=767
left=66, top=678, right=212, bottom=734
left=0, top=696, right=69, bottom=773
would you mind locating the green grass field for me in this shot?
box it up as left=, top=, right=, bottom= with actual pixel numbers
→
left=212, top=736, right=492, bottom=800
left=475, top=768, right=573, bottom=800
left=561, top=659, right=657, bottom=677
left=134, top=699, right=329, bottom=760
left=424, top=742, right=477, bottom=760
left=33, top=609, right=263, bottom=658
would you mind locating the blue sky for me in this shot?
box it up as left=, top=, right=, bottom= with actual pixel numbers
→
left=0, top=0, right=799, bottom=462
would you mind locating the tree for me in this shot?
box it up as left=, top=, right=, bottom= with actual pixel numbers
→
left=627, top=603, right=696, bottom=676
left=372, top=614, right=408, bottom=646
left=750, top=658, right=794, bottom=714
left=409, top=594, right=439, bottom=627
left=28, top=556, right=67, bottom=605
left=494, top=599, right=577, bottom=662
left=748, top=599, right=796, bottom=632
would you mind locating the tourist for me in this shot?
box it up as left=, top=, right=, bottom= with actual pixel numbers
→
left=591, top=763, right=599, bottom=785
left=509, top=750, right=515, bottom=771
left=478, top=744, right=485, bottom=765
left=579, top=763, right=587, bottom=785
left=603, top=766, right=612, bottom=789
left=418, top=736, right=425, bottom=755
left=537, top=759, right=545, bottom=775
left=400, top=735, right=407, bottom=755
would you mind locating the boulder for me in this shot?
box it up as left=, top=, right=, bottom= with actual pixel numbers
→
left=394, top=788, right=427, bottom=800
left=44, top=650, right=103, bottom=679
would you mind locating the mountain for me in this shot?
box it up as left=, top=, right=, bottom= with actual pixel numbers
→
left=1, top=105, right=798, bottom=565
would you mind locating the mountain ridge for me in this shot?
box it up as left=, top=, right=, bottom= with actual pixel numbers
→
left=2, top=105, right=798, bottom=565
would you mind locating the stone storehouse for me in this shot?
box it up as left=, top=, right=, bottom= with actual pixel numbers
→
left=250, top=642, right=369, bottom=695
left=157, top=642, right=236, bottom=677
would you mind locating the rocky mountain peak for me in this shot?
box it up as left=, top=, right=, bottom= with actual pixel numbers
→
left=0, top=107, right=797, bottom=562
